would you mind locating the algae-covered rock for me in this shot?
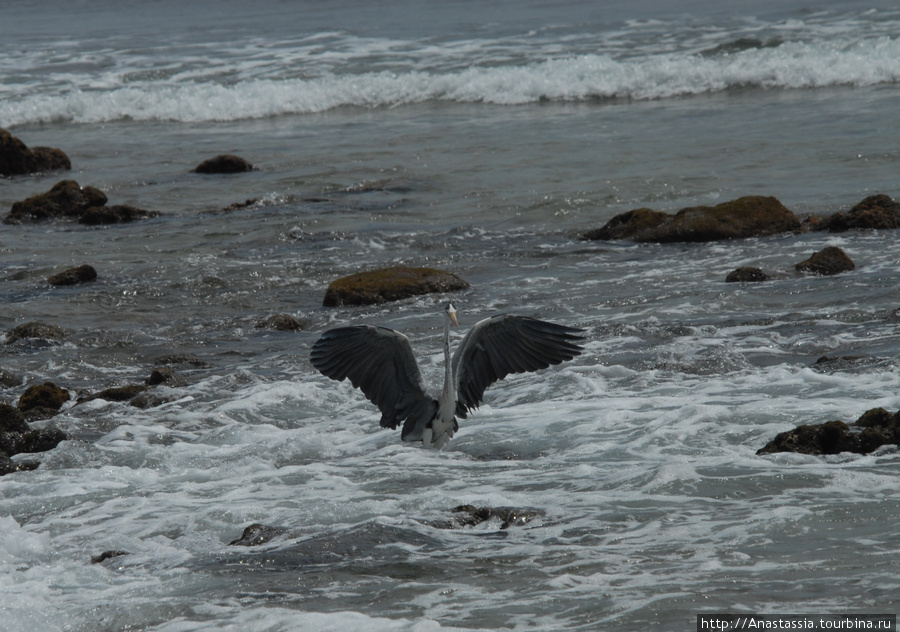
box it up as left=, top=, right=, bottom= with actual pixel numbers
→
left=583, top=196, right=800, bottom=243
left=48, top=264, right=98, bottom=286
left=79, top=204, right=160, bottom=225
left=323, top=266, right=469, bottom=307
left=0, top=128, right=71, bottom=176
left=5, top=180, right=107, bottom=223
left=725, top=267, right=770, bottom=283
left=192, top=154, right=255, bottom=174
left=17, top=382, right=70, bottom=412
left=795, top=246, right=855, bottom=275
left=824, top=194, right=900, bottom=232
left=5, top=322, right=67, bottom=344
left=757, top=407, right=900, bottom=456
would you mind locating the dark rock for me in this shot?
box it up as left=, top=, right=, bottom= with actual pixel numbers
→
left=757, top=420, right=858, bottom=456
left=581, top=208, right=670, bottom=241
left=229, top=523, right=291, bottom=546
left=15, top=427, right=68, bottom=454
left=323, top=266, right=470, bottom=307
left=146, top=367, right=187, bottom=387
left=82, top=385, right=149, bottom=403
left=154, top=354, right=210, bottom=369
left=450, top=505, right=546, bottom=530
left=192, top=154, right=255, bottom=174
left=0, top=452, right=15, bottom=476
left=22, top=407, right=65, bottom=423
left=48, top=264, right=98, bottom=286
left=0, top=403, right=30, bottom=433
left=824, top=194, right=900, bottom=232
left=0, top=128, right=71, bottom=176
left=5, top=180, right=107, bottom=224
left=757, top=407, right=900, bottom=456
left=0, top=369, right=24, bottom=387
left=91, top=550, right=129, bottom=564
left=725, top=267, right=770, bottom=283
left=18, top=382, right=70, bottom=412
left=128, top=392, right=171, bottom=409
left=255, top=314, right=307, bottom=331
left=582, top=196, right=800, bottom=243
left=795, top=246, right=855, bottom=275
left=79, top=204, right=160, bottom=225
left=0, top=427, right=67, bottom=458
left=5, top=322, right=67, bottom=344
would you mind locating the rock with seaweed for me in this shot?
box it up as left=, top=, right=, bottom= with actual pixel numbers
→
left=582, top=196, right=800, bottom=243
left=323, top=266, right=469, bottom=307
left=0, top=127, right=71, bottom=176
left=757, top=407, right=900, bottom=456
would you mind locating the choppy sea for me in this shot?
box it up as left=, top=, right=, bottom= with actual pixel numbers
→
left=2, top=1, right=900, bottom=630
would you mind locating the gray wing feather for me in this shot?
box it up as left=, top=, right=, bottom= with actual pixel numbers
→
left=310, top=325, right=435, bottom=431
left=452, top=315, right=585, bottom=418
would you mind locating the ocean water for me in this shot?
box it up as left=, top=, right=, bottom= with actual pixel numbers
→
left=2, top=1, right=900, bottom=630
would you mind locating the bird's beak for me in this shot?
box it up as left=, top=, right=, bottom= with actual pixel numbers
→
left=449, top=311, right=459, bottom=327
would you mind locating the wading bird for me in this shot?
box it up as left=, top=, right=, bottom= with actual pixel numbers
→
left=310, top=303, right=585, bottom=448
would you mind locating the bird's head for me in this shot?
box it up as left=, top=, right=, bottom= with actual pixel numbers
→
left=444, top=302, right=459, bottom=327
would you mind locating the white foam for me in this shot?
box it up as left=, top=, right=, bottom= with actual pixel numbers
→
left=3, top=34, right=900, bottom=125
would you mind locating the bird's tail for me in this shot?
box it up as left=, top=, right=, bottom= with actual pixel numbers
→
left=422, top=416, right=458, bottom=449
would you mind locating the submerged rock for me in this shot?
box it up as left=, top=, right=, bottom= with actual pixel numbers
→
left=582, top=196, right=800, bottom=243
left=823, top=194, right=900, bottom=232
left=48, top=264, right=98, bottom=286
left=0, top=403, right=30, bottom=433
left=91, top=550, right=129, bottom=564
left=192, top=154, right=255, bottom=174
left=5, top=322, right=67, bottom=344
left=0, top=369, right=24, bottom=387
left=323, top=266, right=470, bottom=307
left=79, top=204, right=160, bottom=225
left=5, top=180, right=107, bottom=223
left=229, top=523, right=292, bottom=546
left=255, top=314, right=307, bottom=331
left=757, top=407, right=900, bottom=456
left=17, top=382, right=70, bottom=412
left=725, top=267, right=770, bottom=283
left=0, top=128, right=71, bottom=176
left=449, top=505, right=546, bottom=530
left=146, top=367, right=187, bottom=387
left=795, top=246, right=855, bottom=275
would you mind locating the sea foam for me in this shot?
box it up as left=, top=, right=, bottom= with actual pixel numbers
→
left=2, top=37, right=899, bottom=125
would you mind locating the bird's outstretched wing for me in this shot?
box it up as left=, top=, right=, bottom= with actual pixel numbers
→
left=451, top=315, right=585, bottom=418
left=310, top=325, right=436, bottom=431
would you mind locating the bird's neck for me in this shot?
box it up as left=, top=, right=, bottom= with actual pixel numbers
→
left=438, top=317, right=456, bottom=418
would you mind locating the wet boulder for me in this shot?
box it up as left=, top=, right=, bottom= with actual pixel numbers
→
left=229, top=523, right=292, bottom=546
left=823, top=194, right=900, bottom=232
left=17, top=382, right=70, bottom=413
left=795, top=246, right=855, bottom=275
left=0, top=403, right=30, bottom=434
left=757, top=407, right=900, bottom=456
left=582, top=196, right=800, bottom=243
left=48, top=264, right=98, bottom=286
left=0, top=128, right=71, bottom=176
left=0, top=369, right=24, bottom=387
left=5, top=322, right=67, bottom=344
left=255, top=314, right=307, bottom=331
left=5, top=180, right=107, bottom=223
left=145, top=367, right=187, bottom=387
left=323, top=266, right=470, bottom=307
left=79, top=204, right=160, bottom=225
left=192, top=154, right=255, bottom=174
left=725, top=267, right=770, bottom=283
left=448, top=505, right=546, bottom=530
left=581, top=208, right=669, bottom=241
